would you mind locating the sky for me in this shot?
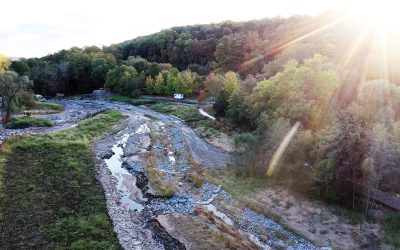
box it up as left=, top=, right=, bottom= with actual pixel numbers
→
left=0, top=0, right=351, bottom=58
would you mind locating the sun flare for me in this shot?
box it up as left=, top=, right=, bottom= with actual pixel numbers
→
left=349, top=0, right=400, bottom=27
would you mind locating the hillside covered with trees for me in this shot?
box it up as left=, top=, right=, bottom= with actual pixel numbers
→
left=4, top=10, right=400, bottom=222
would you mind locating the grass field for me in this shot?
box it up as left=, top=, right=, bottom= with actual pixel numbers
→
left=150, top=103, right=205, bottom=122
left=0, top=110, right=124, bottom=249
left=34, top=101, right=64, bottom=111
left=5, top=116, right=54, bottom=129
left=109, top=95, right=158, bottom=105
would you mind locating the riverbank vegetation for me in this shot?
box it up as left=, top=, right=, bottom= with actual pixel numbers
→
left=4, top=116, right=54, bottom=129
left=33, top=101, right=64, bottom=112
left=108, top=95, right=158, bottom=105
left=151, top=103, right=205, bottom=122
left=0, top=110, right=124, bottom=249
left=145, top=151, right=176, bottom=197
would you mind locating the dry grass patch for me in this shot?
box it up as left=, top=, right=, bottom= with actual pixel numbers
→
left=145, top=151, right=176, bottom=197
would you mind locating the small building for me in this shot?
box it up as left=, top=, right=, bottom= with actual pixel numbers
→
left=174, top=93, right=184, bottom=100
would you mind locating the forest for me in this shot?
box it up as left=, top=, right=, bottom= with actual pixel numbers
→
left=2, top=9, right=400, bottom=214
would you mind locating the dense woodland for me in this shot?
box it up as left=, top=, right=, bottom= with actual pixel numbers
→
left=2, top=10, right=400, bottom=212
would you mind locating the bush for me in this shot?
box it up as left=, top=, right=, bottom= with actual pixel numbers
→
left=18, top=91, right=36, bottom=109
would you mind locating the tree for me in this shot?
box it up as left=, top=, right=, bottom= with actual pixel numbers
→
left=177, top=70, right=198, bottom=95
left=124, top=56, right=150, bottom=73
left=213, top=90, right=229, bottom=117
left=0, top=54, right=11, bottom=74
left=215, top=33, right=244, bottom=72
left=227, top=90, right=254, bottom=128
left=223, top=71, right=240, bottom=96
left=145, top=76, right=157, bottom=94
left=154, top=73, right=165, bottom=95
left=105, top=65, right=143, bottom=97
left=251, top=54, right=340, bottom=126
left=10, top=60, right=29, bottom=75
left=0, top=71, right=32, bottom=118
left=91, top=57, right=112, bottom=87
left=240, top=31, right=266, bottom=76
left=164, top=72, right=178, bottom=96
left=148, top=63, right=160, bottom=77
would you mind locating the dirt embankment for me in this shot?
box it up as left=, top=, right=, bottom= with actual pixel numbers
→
left=246, top=187, right=384, bottom=249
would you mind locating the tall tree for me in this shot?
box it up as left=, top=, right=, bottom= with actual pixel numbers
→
left=0, top=71, right=32, bottom=118
left=0, top=54, right=11, bottom=74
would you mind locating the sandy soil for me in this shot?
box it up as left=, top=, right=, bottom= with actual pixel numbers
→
left=204, top=133, right=234, bottom=152
left=246, top=187, right=384, bottom=249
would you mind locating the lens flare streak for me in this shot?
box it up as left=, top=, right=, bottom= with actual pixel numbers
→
left=266, top=121, right=301, bottom=177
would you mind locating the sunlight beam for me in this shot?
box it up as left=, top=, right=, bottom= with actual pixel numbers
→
left=240, top=17, right=344, bottom=70
left=266, top=122, right=300, bottom=177
left=341, top=25, right=370, bottom=69
left=270, top=18, right=343, bottom=56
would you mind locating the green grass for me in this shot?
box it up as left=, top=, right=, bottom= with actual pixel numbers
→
left=109, top=95, right=158, bottom=105
left=34, top=101, right=64, bottom=111
left=150, top=103, right=225, bottom=139
left=5, top=116, right=54, bottom=129
left=0, top=110, right=124, bottom=249
left=151, top=103, right=205, bottom=122
left=381, top=212, right=400, bottom=247
left=195, top=120, right=222, bottom=138
left=145, top=151, right=176, bottom=197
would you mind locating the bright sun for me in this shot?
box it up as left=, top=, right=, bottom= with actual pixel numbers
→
left=349, top=0, right=400, bottom=27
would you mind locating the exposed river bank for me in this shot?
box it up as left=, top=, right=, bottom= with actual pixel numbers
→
left=2, top=97, right=320, bottom=249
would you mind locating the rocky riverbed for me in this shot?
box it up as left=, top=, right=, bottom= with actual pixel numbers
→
left=2, top=97, right=322, bottom=249
left=0, top=99, right=104, bottom=144
left=91, top=100, right=319, bottom=250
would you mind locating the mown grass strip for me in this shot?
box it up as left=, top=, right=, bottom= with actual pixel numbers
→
left=5, top=116, right=54, bottom=129
left=0, top=110, right=124, bottom=249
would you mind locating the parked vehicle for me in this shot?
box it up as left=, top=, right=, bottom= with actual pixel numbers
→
left=35, top=94, right=47, bottom=102
left=174, top=93, right=184, bottom=100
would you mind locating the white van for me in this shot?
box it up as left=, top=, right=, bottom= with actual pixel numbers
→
left=174, top=93, right=184, bottom=100
left=35, top=94, right=47, bottom=102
